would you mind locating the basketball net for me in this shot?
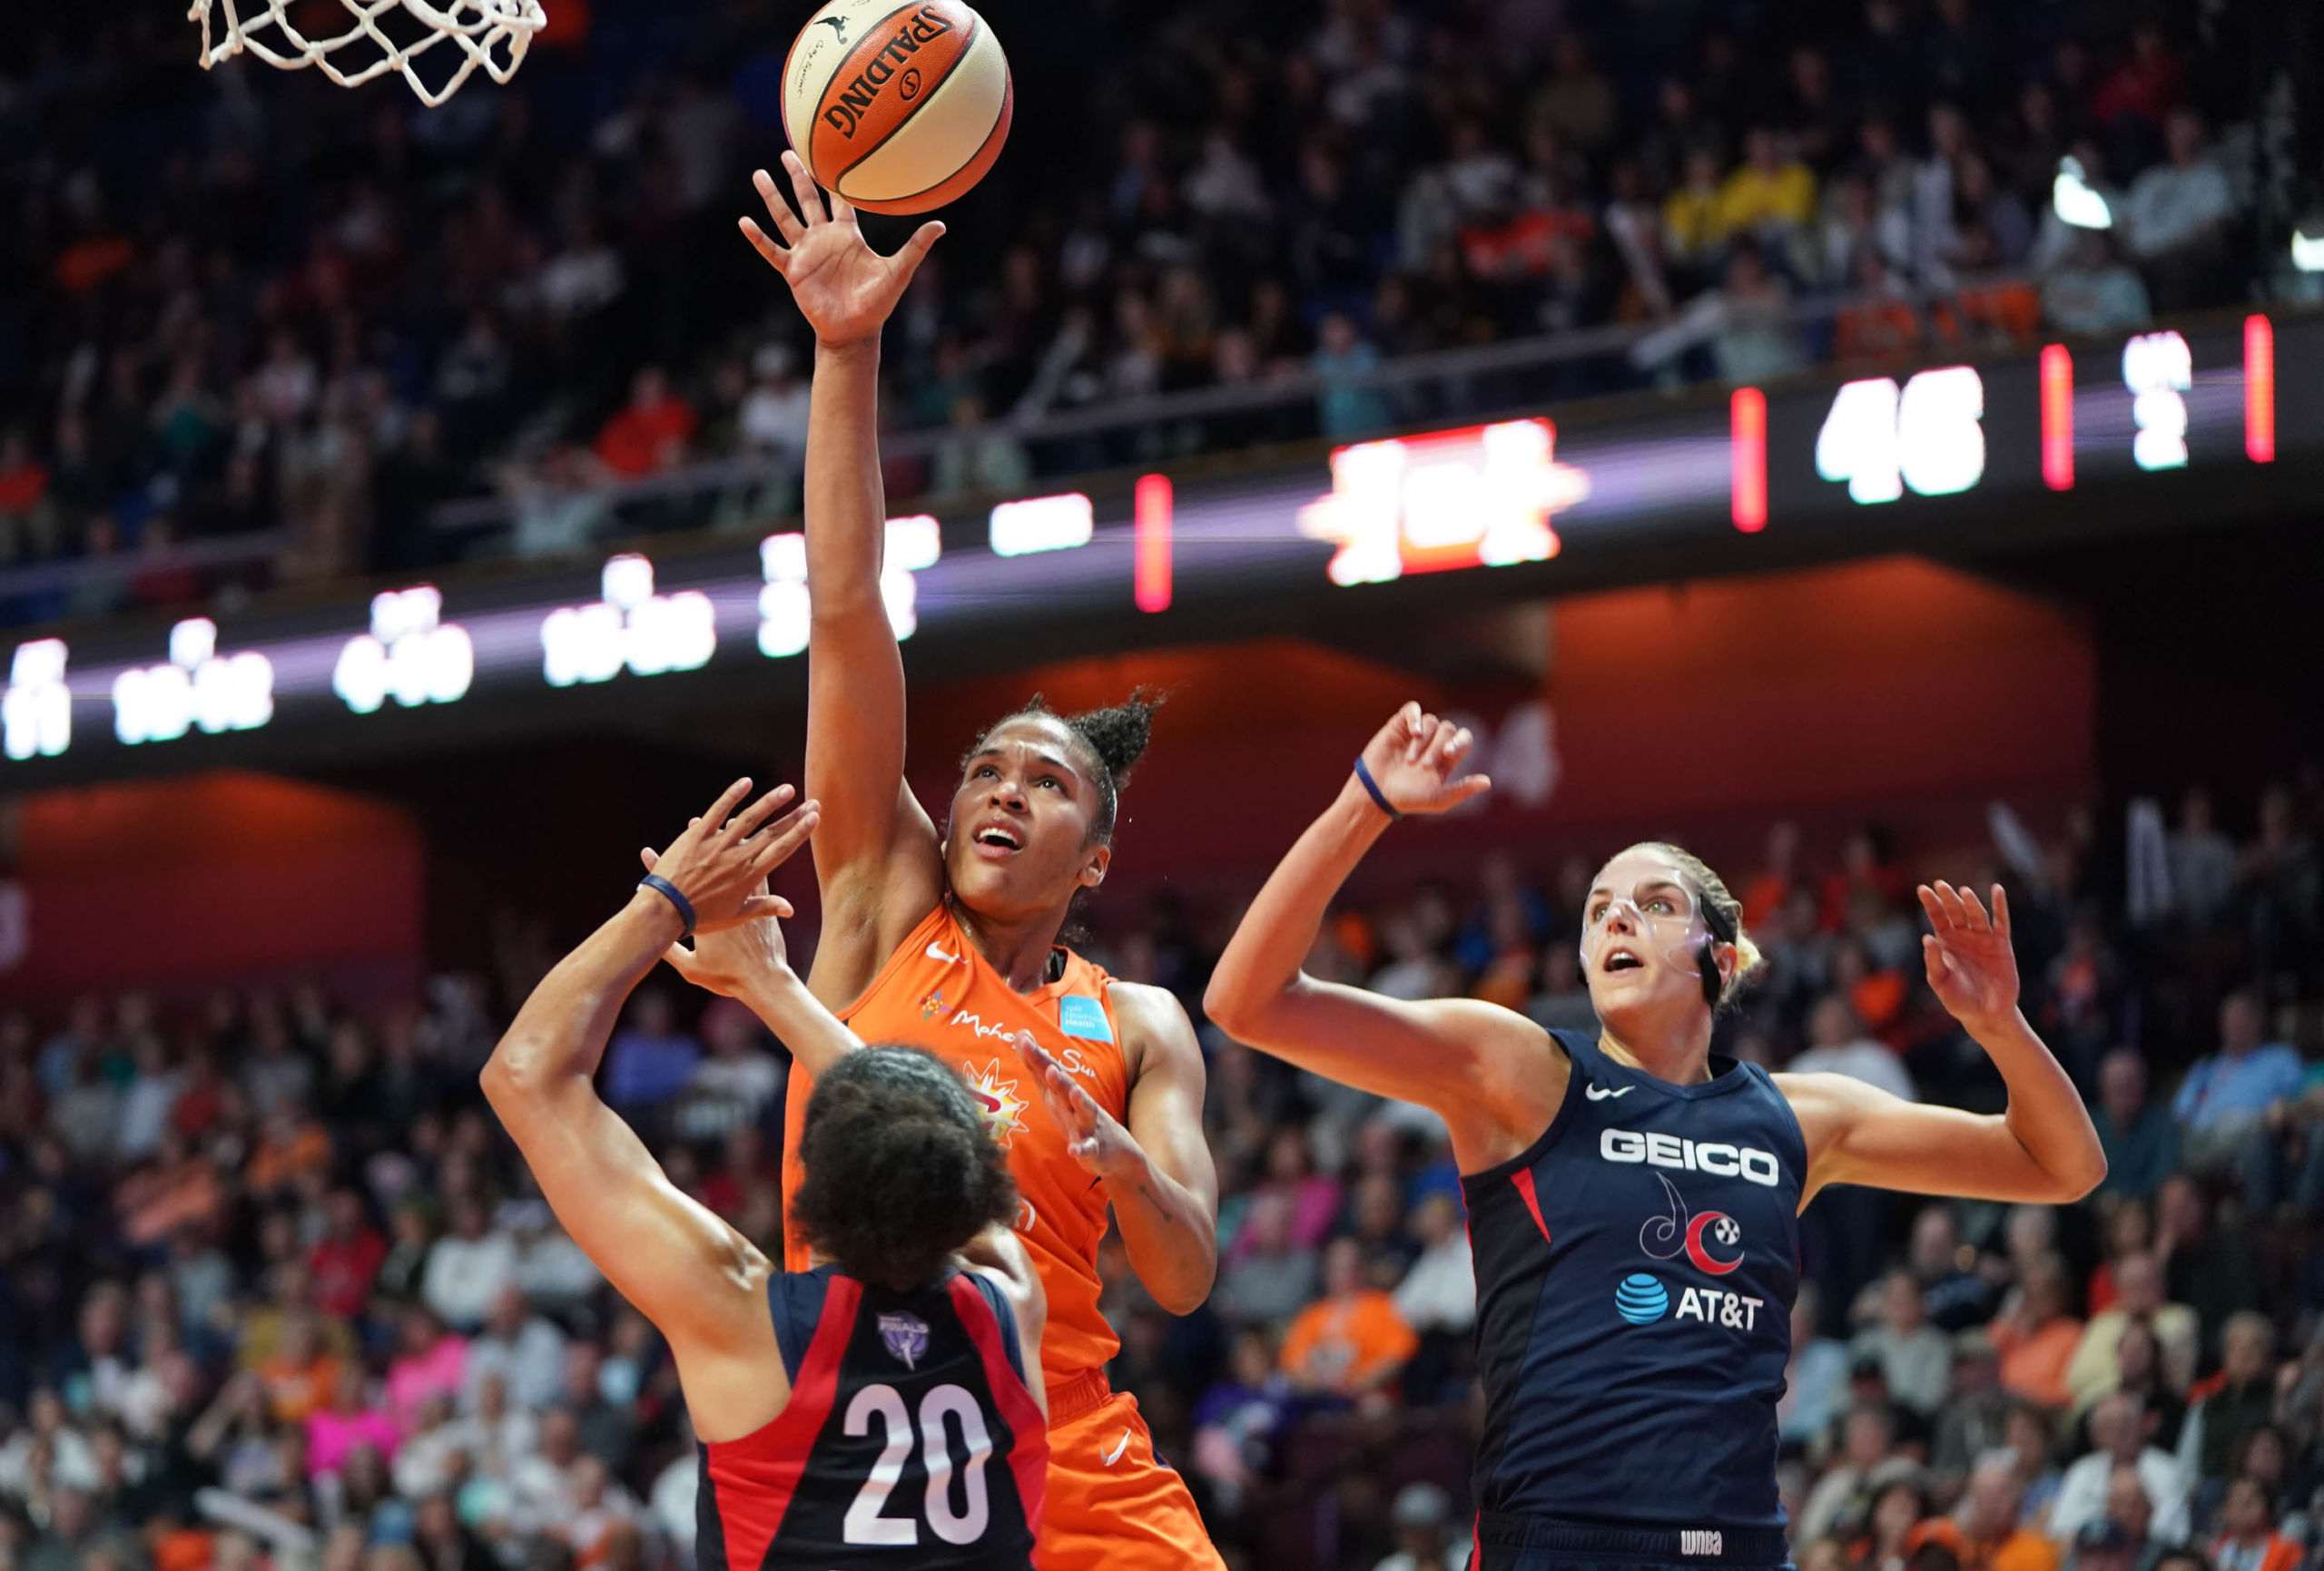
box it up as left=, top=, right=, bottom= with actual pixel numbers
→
left=189, top=0, right=548, bottom=106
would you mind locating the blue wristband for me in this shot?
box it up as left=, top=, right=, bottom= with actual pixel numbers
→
left=636, top=874, right=697, bottom=938
left=1352, top=756, right=1402, bottom=820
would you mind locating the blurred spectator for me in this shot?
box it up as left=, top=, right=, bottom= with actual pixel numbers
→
left=464, top=1288, right=566, bottom=1415
left=2049, top=1392, right=2191, bottom=1545
left=2207, top=1477, right=2299, bottom=1571
left=601, top=993, right=699, bottom=1113
left=1853, top=1270, right=1954, bottom=1417
left=1374, top=1481, right=1471, bottom=1571
left=1794, top=997, right=1918, bottom=1101
left=2156, top=1176, right=2260, bottom=1338
left=1908, top=1451, right=2060, bottom=1571
left=421, top=1200, right=516, bottom=1335
left=2066, top=1466, right=2170, bottom=1571
left=2181, top=1315, right=2278, bottom=1488
left=1783, top=1282, right=1851, bottom=1445
left=2173, top=994, right=2302, bottom=1172
left=2096, top=1051, right=2181, bottom=1200
left=593, top=369, right=695, bottom=481
left=1992, top=1255, right=2084, bottom=1411
left=1216, top=1190, right=1321, bottom=1328
left=1279, top=1239, right=1418, bottom=1402
left=1314, top=315, right=1393, bottom=438
left=2069, top=1252, right=2199, bottom=1409
left=2122, top=112, right=2237, bottom=312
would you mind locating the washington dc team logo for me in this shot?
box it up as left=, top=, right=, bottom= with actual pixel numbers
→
left=879, top=1312, right=930, bottom=1370
left=963, top=1059, right=1029, bottom=1147
left=1638, top=1174, right=1743, bottom=1275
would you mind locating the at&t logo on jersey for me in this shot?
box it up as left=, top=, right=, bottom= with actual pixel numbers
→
left=1612, top=1273, right=1766, bottom=1331
left=1600, top=1127, right=1783, bottom=1187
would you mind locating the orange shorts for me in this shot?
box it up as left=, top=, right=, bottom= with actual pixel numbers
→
left=1035, top=1376, right=1226, bottom=1571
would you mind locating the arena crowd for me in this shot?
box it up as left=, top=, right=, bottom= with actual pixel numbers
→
left=0, top=0, right=2295, bottom=620
left=0, top=769, right=2320, bottom=1571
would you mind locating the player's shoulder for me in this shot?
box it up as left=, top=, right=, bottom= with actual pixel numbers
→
left=1103, top=977, right=1202, bottom=1079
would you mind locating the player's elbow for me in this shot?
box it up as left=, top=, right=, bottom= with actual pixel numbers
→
left=2057, top=1144, right=2108, bottom=1203
left=1201, top=969, right=1276, bottom=1041
left=479, top=1031, right=551, bottom=1111
left=1151, top=1260, right=1216, bottom=1319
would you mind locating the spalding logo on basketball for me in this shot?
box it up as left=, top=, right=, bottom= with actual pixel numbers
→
left=783, top=0, right=1013, bottom=215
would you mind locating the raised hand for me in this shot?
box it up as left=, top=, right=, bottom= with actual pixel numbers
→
left=640, top=840, right=793, bottom=998
left=1355, top=702, right=1492, bottom=818
left=640, top=780, right=820, bottom=937
left=1918, top=881, right=2022, bottom=1033
left=739, top=151, right=943, bottom=348
left=1011, top=1031, right=1143, bottom=1182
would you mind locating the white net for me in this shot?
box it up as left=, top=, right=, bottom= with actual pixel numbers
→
left=190, top=0, right=548, bottom=106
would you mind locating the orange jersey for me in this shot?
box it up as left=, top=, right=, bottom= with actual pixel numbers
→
left=782, top=903, right=1130, bottom=1387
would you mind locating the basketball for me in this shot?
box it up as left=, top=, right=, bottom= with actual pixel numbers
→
left=781, top=0, right=1012, bottom=216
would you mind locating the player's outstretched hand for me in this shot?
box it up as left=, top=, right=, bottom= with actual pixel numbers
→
left=1918, top=880, right=2021, bottom=1035
left=1011, top=1031, right=1142, bottom=1182
left=739, top=151, right=942, bottom=349
left=1356, top=702, right=1492, bottom=818
left=639, top=779, right=820, bottom=938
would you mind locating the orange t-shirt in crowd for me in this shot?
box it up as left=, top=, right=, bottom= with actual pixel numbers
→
left=781, top=903, right=1134, bottom=1390
left=1991, top=1314, right=2084, bottom=1409
left=1909, top=1519, right=2061, bottom=1571
left=258, top=1354, right=342, bottom=1423
left=2210, top=1533, right=2301, bottom=1571
left=1280, top=1291, right=1419, bottom=1396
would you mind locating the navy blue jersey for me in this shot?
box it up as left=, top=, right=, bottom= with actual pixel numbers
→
left=1462, top=1030, right=1806, bottom=1546
left=696, top=1266, right=1046, bottom=1571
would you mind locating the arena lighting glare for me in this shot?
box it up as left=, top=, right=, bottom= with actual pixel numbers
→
left=989, top=493, right=1094, bottom=556
left=2, top=640, right=72, bottom=761
left=758, top=515, right=941, bottom=658
left=1298, top=418, right=1589, bottom=585
left=113, top=619, right=275, bottom=745
left=332, top=585, right=474, bottom=713
left=2294, top=222, right=2324, bottom=273
left=2053, top=157, right=2113, bottom=231
left=1814, top=367, right=1987, bottom=503
left=2122, top=331, right=2194, bottom=471
left=540, top=555, right=715, bottom=686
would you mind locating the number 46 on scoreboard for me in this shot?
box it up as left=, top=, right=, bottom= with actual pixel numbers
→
left=1814, top=367, right=1987, bottom=505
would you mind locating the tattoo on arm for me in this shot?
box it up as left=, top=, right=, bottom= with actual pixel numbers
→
left=1136, top=1183, right=1175, bottom=1225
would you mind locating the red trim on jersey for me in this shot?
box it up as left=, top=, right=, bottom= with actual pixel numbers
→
left=1511, top=1169, right=1551, bottom=1243
left=948, top=1274, right=1050, bottom=1538
left=701, top=1275, right=862, bottom=1571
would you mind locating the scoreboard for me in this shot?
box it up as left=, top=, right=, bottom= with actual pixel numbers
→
left=4, top=310, right=2318, bottom=783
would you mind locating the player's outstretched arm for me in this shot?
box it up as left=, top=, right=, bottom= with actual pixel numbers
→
left=1778, top=882, right=2106, bottom=1204
left=482, top=781, right=819, bottom=1438
left=960, top=1223, right=1049, bottom=1422
left=1204, top=705, right=1561, bottom=1173
left=742, top=153, right=947, bottom=1000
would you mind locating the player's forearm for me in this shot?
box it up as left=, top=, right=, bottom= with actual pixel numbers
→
left=803, top=339, right=886, bottom=604
left=485, top=896, right=676, bottom=1095
left=1203, top=778, right=1389, bottom=1035
left=1978, top=1009, right=2108, bottom=1198
left=735, top=966, right=864, bottom=1081
left=1107, top=1151, right=1218, bottom=1315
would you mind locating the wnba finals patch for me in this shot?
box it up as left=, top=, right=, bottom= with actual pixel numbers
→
left=1057, top=994, right=1114, bottom=1043
left=878, top=1312, right=930, bottom=1370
